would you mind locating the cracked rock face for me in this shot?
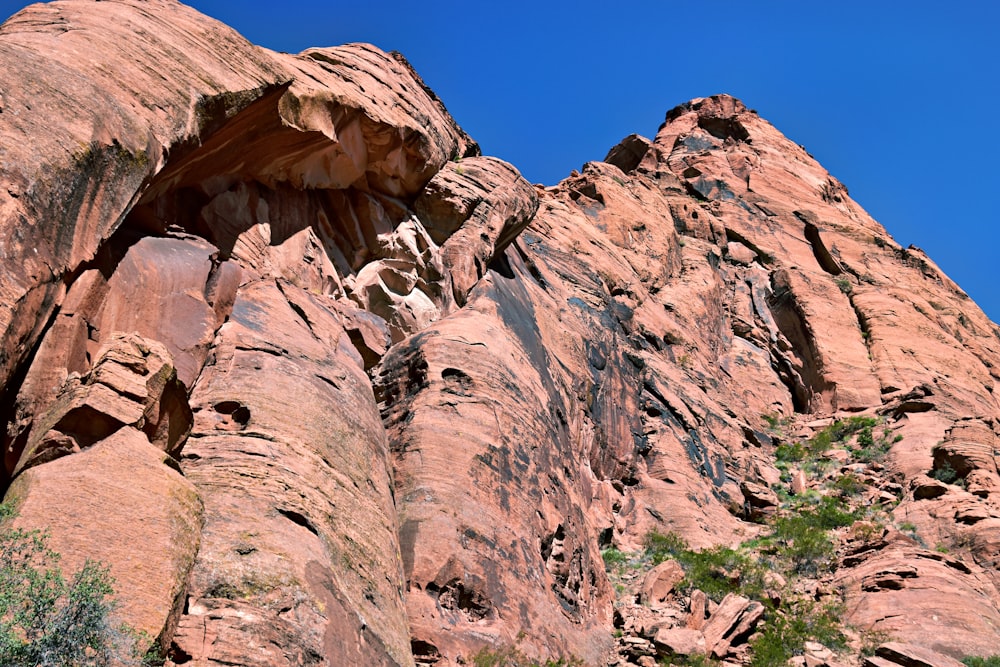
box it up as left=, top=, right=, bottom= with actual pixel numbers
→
left=1, top=4, right=1000, bottom=667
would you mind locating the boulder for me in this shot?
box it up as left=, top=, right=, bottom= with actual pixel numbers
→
left=791, top=469, right=809, bottom=495
left=911, top=476, right=950, bottom=500
left=687, top=589, right=709, bottom=630
left=653, top=627, right=706, bottom=658
left=12, top=333, right=191, bottom=476
left=5, top=427, right=203, bottom=649
left=640, top=559, right=686, bottom=607
left=700, top=594, right=764, bottom=659
left=603, top=133, right=654, bottom=173
left=740, top=479, right=779, bottom=519
left=871, top=642, right=965, bottom=667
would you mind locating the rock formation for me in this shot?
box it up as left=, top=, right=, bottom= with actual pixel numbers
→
left=1, top=2, right=999, bottom=666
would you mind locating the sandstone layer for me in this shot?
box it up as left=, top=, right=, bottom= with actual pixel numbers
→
left=1, top=2, right=999, bottom=667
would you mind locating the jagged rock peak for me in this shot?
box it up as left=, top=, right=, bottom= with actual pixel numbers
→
left=664, top=94, right=756, bottom=142
left=665, top=92, right=754, bottom=121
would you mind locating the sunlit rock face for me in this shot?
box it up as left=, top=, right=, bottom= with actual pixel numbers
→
left=1, top=3, right=1000, bottom=667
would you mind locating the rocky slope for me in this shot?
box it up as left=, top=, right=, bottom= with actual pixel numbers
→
left=1, top=2, right=999, bottom=666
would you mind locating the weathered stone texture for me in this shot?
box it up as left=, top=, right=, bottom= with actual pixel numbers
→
left=1, top=3, right=1000, bottom=666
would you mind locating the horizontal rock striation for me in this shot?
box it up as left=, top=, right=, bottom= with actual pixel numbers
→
left=0, top=2, right=998, bottom=666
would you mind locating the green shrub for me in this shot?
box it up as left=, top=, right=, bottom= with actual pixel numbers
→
left=858, top=628, right=891, bottom=657
left=811, top=496, right=859, bottom=529
left=776, top=417, right=874, bottom=464
left=775, top=441, right=808, bottom=463
left=852, top=426, right=894, bottom=463
left=963, top=657, right=1000, bottom=667
left=931, top=461, right=959, bottom=484
left=811, top=417, right=873, bottom=449
left=471, top=646, right=527, bottom=667
left=771, top=513, right=836, bottom=575
left=645, top=531, right=768, bottom=601
left=469, top=645, right=583, bottom=667
left=750, top=600, right=846, bottom=667
left=601, top=547, right=629, bottom=568
left=826, top=417, right=878, bottom=443
left=669, top=653, right=720, bottom=667
left=773, top=417, right=891, bottom=469
left=762, top=413, right=790, bottom=433
left=832, top=473, right=866, bottom=497
left=680, top=545, right=769, bottom=601
left=0, top=504, right=144, bottom=666
left=644, top=531, right=688, bottom=563
left=855, top=444, right=891, bottom=463
left=847, top=520, right=885, bottom=544
left=804, top=416, right=895, bottom=463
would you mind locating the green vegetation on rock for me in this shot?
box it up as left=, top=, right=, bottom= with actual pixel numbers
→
left=631, top=415, right=905, bottom=666
left=963, top=657, right=1000, bottom=667
left=645, top=532, right=769, bottom=601
left=0, top=503, right=147, bottom=666
left=749, top=599, right=846, bottom=667
left=469, top=644, right=583, bottom=667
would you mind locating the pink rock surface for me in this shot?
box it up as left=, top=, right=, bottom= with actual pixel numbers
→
left=640, top=559, right=686, bottom=607
left=0, top=4, right=999, bottom=666
left=11, top=333, right=191, bottom=477
left=6, top=426, right=202, bottom=646
left=177, top=279, right=411, bottom=666
left=872, top=642, right=966, bottom=667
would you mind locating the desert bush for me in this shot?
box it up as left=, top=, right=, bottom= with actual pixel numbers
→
left=750, top=599, right=846, bottom=667
left=644, top=531, right=688, bottom=562
left=601, top=547, right=629, bottom=568
left=775, top=441, right=808, bottom=463
left=832, top=473, right=866, bottom=497
left=668, top=653, right=720, bottom=666
left=931, top=461, right=959, bottom=484
left=963, top=657, right=1000, bottom=667
left=645, top=531, right=768, bottom=601
left=470, top=645, right=582, bottom=667
left=853, top=429, right=896, bottom=463
left=847, top=520, right=885, bottom=544
left=0, top=503, right=144, bottom=666
left=811, top=417, right=878, bottom=451
left=804, top=416, right=895, bottom=463
left=809, top=496, right=859, bottom=529
left=762, top=413, right=791, bottom=434
left=770, top=513, right=836, bottom=575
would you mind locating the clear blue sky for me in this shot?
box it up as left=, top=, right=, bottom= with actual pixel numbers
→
left=2, top=1, right=998, bottom=323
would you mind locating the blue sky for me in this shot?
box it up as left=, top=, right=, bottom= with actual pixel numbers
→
left=2, top=1, right=998, bottom=323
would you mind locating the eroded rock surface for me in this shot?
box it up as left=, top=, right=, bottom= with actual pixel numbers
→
left=176, top=279, right=409, bottom=666
left=6, top=426, right=203, bottom=648
left=1, top=3, right=999, bottom=667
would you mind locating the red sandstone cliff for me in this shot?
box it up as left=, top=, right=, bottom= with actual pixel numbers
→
left=1, top=2, right=998, bottom=666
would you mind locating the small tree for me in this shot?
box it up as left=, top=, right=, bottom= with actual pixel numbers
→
left=0, top=503, right=143, bottom=666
